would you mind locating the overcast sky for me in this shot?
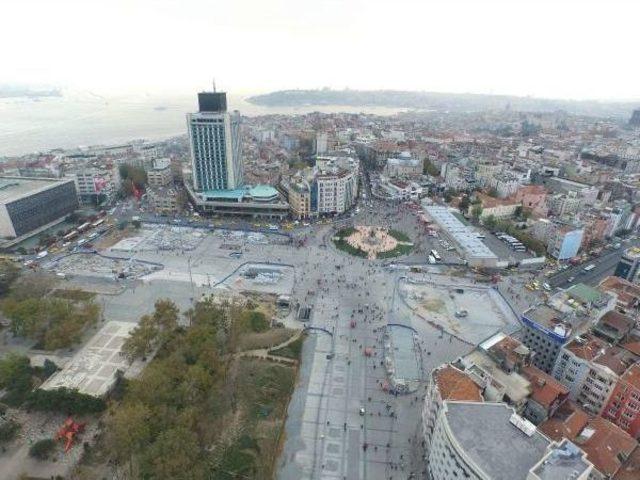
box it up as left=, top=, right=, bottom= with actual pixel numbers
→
left=3, top=0, right=639, bottom=100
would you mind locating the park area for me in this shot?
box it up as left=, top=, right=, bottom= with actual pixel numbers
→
left=0, top=257, right=302, bottom=480
left=333, top=226, right=413, bottom=259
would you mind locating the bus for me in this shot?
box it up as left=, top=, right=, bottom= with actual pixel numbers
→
left=91, top=218, right=105, bottom=228
left=430, top=249, right=441, bottom=261
left=583, top=264, right=596, bottom=272
left=63, top=230, right=79, bottom=241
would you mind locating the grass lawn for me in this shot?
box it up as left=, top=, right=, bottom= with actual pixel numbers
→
left=217, top=359, right=298, bottom=479
left=388, top=229, right=411, bottom=242
left=333, top=238, right=368, bottom=257
left=52, top=289, right=96, bottom=301
left=377, top=243, right=413, bottom=259
left=269, top=334, right=305, bottom=360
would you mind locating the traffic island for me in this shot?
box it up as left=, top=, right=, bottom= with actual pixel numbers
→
left=332, top=226, right=413, bottom=259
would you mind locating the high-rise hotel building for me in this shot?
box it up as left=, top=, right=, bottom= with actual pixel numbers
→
left=187, top=91, right=243, bottom=191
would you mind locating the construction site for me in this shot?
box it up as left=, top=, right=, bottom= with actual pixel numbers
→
left=397, top=273, right=520, bottom=345
left=48, top=252, right=161, bottom=280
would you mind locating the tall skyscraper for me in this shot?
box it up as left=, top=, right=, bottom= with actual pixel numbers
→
left=187, top=91, right=243, bottom=191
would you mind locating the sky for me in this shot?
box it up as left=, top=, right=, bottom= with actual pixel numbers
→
left=3, top=0, right=639, bottom=100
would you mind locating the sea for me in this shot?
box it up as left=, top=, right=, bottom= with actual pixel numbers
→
left=0, top=91, right=404, bottom=158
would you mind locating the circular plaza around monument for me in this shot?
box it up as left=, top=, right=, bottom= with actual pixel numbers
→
left=332, top=225, right=413, bottom=259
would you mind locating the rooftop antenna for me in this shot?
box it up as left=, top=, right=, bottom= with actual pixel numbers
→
left=212, top=78, right=216, bottom=93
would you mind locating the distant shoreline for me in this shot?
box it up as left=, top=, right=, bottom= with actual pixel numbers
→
left=0, top=88, right=62, bottom=99
left=247, top=89, right=639, bottom=117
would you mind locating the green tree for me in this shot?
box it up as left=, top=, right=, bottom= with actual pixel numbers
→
left=471, top=204, right=483, bottom=222
left=0, top=419, right=20, bottom=443
left=3, top=298, right=46, bottom=338
left=423, top=159, right=440, bottom=176
left=25, top=388, right=106, bottom=414
left=483, top=214, right=498, bottom=230
left=29, top=439, right=57, bottom=460
left=458, top=195, right=471, bottom=213
left=0, top=354, right=33, bottom=405
left=106, top=403, right=153, bottom=476
left=0, top=260, right=20, bottom=297
left=443, top=189, right=454, bottom=203
left=514, top=205, right=523, bottom=218
left=2, top=295, right=99, bottom=350
left=122, top=315, right=159, bottom=361
left=143, top=427, right=205, bottom=480
left=153, top=299, right=179, bottom=332
left=42, top=359, right=58, bottom=378
left=118, top=164, right=147, bottom=189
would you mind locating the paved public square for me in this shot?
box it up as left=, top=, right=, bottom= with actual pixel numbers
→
left=39, top=198, right=525, bottom=480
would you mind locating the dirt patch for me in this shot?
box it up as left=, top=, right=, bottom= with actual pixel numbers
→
left=421, top=298, right=445, bottom=313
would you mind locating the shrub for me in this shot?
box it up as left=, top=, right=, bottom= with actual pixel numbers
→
left=388, top=229, right=411, bottom=242
left=245, top=311, right=269, bottom=333
left=29, top=438, right=57, bottom=460
left=25, top=388, right=106, bottom=414
left=0, top=419, right=20, bottom=443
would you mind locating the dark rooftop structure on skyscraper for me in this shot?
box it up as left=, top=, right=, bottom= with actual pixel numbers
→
left=198, top=91, right=227, bottom=113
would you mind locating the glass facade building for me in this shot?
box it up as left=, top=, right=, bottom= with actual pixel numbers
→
left=187, top=91, right=243, bottom=192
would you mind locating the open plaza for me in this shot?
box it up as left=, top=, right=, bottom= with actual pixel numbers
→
left=3, top=191, right=554, bottom=480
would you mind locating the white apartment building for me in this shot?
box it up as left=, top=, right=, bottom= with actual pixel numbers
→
left=547, top=192, right=581, bottom=218
left=73, top=169, right=114, bottom=204
left=494, top=175, right=521, bottom=198
left=146, top=158, right=173, bottom=188
left=475, top=162, right=503, bottom=188
left=552, top=335, right=605, bottom=403
left=441, top=163, right=467, bottom=190
left=552, top=335, right=634, bottom=416
left=385, top=152, right=422, bottom=177
left=147, top=187, right=180, bottom=214
left=314, top=156, right=359, bottom=214
left=136, top=142, right=161, bottom=160
left=315, top=132, right=328, bottom=154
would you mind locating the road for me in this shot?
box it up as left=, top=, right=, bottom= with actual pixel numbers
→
left=547, top=242, right=638, bottom=288
left=277, top=228, right=472, bottom=480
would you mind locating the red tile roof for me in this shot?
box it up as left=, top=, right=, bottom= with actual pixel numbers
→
left=598, top=311, right=635, bottom=334
left=575, top=416, right=638, bottom=477
left=619, top=364, right=640, bottom=391
left=522, top=365, right=569, bottom=408
left=594, top=346, right=638, bottom=376
left=539, top=401, right=589, bottom=441
left=614, top=445, right=640, bottom=480
left=621, top=335, right=640, bottom=356
left=540, top=402, right=638, bottom=477
left=599, top=276, right=640, bottom=308
left=565, top=334, right=608, bottom=361
left=434, top=365, right=483, bottom=402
